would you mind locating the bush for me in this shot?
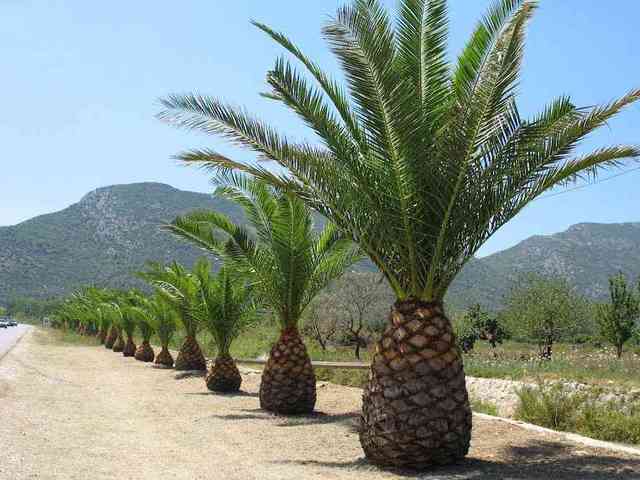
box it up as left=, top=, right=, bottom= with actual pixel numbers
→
left=470, top=398, right=499, bottom=416
left=515, top=382, right=586, bottom=430
left=577, top=403, right=640, bottom=445
left=515, top=381, right=640, bottom=445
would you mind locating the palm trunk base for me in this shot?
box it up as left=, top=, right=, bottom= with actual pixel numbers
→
left=360, top=300, right=472, bottom=469
left=112, top=334, right=125, bottom=353
left=206, top=355, right=242, bottom=392
left=122, top=336, right=137, bottom=357
left=174, top=336, right=206, bottom=371
left=260, top=328, right=316, bottom=414
left=154, top=347, right=174, bottom=368
left=134, top=341, right=155, bottom=362
left=105, top=326, right=118, bottom=349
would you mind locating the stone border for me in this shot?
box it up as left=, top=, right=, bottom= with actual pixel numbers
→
left=474, top=412, right=640, bottom=457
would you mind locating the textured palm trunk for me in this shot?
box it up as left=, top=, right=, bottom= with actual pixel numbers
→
left=360, top=299, right=471, bottom=469
left=112, top=332, right=125, bottom=353
left=154, top=346, right=174, bottom=368
left=105, top=326, right=118, bottom=349
left=98, top=328, right=107, bottom=344
left=174, top=335, right=206, bottom=371
left=259, top=328, right=316, bottom=414
left=134, top=341, right=155, bottom=362
left=205, top=354, right=242, bottom=392
left=122, top=335, right=137, bottom=357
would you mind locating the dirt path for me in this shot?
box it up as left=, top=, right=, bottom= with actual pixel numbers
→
left=1, top=329, right=639, bottom=480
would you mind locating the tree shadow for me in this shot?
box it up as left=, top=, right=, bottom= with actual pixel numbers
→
left=273, top=440, right=640, bottom=479
left=198, top=408, right=361, bottom=431
left=174, top=370, right=206, bottom=380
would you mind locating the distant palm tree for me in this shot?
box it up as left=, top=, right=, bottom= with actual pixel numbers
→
left=148, top=294, right=178, bottom=368
left=193, top=263, right=255, bottom=392
left=129, top=300, right=157, bottom=362
left=159, top=0, right=640, bottom=468
left=166, top=176, right=360, bottom=413
left=139, top=261, right=207, bottom=371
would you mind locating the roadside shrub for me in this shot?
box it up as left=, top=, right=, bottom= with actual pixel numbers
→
left=515, top=382, right=586, bottom=430
left=577, top=402, right=640, bottom=445
left=470, top=398, right=499, bottom=416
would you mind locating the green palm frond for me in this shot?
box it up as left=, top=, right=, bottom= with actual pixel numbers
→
left=160, top=0, right=640, bottom=302
left=166, top=176, right=361, bottom=329
left=193, top=265, right=255, bottom=355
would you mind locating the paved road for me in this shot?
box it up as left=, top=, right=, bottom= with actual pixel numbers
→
left=0, top=324, right=30, bottom=360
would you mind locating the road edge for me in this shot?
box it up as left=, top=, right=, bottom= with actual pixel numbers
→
left=0, top=325, right=31, bottom=364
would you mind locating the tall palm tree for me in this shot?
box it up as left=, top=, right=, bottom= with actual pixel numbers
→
left=193, top=263, right=255, bottom=392
left=158, top=0, right=640, bottom=468
left=165, top=176, right=360, bottom=413
left=139, top=261, right=207, bottom=371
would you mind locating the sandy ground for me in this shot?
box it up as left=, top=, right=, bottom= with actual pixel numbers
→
left=1, top=329, right=639, bottom=480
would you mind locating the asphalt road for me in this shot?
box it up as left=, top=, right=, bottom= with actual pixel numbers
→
left=0, top=324, right=30, bottom=360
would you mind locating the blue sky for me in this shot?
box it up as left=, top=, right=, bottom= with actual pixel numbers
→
left=2, top=1, right=639, bottom=256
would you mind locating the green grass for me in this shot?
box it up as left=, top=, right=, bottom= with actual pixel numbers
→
left=515, top=381, right=640, bottom=445
left=470, top=398, right=499, bottom=416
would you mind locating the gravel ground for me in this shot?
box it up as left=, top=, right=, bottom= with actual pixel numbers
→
left=0, top=329, right=639, bottom=480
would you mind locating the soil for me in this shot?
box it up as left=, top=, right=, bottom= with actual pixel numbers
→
left=0, top=329, right=638, bottom=480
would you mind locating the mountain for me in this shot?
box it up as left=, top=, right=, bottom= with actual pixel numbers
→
left=2, top=182, right=639, bottom=309
left=448, top=222, right=640, bottom=309
left=0, top=183, right=243, bottom=303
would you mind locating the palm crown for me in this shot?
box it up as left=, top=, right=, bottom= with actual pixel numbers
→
left=159, top=0, right=640, bottom=302
left=164, top=175, right=361, bottom=329
left=193, top=265, right=255, bottom=355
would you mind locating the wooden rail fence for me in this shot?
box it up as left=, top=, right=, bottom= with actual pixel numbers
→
left=236, top=358, right=371, bottom=370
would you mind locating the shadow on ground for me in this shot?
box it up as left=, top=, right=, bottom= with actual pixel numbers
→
left=274, top=440, right=640, bottom=479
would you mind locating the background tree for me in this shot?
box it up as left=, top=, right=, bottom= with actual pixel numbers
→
left=502, top=275, right=587, bottom=359
left=301, top=297, right=338, bottom=352
left=597, top=274, right=639, bottom=358
left=159, top=0, right=640, bottom=468
left=166, top=176, right=360, bottom=413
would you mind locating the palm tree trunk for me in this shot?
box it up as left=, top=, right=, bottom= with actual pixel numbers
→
left=112, top=332, right=125, bottom=353
left=105, top=326, right=118, bottom=349
left=360, top=299, right=471, bottom=468
left=134, top=341, right=155, bottom=362
left=98, top=328, right=107, bottom=344
left=206, top=354, right=242, bottom=392
left=122, top=335, right=137, bottom=357
left=174, top=335, right=206, bottom=371
left=260, top=327, right=316, bottom=414
left=154, top=345, right=174, bottom=368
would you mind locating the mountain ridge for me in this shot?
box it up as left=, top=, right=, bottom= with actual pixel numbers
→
left=2, top=182, right=639, bottom=309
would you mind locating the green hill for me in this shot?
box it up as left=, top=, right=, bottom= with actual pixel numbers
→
left=2, top=182, right=639, bottom=310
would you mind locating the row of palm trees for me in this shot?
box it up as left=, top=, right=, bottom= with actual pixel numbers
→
left=154, top=0, right=640, bottom=469
left=56, top=0, right=639, bottom=470
left=56, top=179, right=360, bottom=408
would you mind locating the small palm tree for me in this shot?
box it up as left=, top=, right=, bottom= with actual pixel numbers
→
left=166, top=176, right=360, bottom=413
left=159, top=0, right=640, bottom=467
left=129, top=300, right=157, bottom=362
left=148, top=293, right=178, bottom=367
left=119, top=294, right=140, bottom=357
left=96, top=305, right=112, bottom=345
left=103, top=303, right=120, bottom=349
left=139, top=261, right=207, bottom=371
left=108, top=303, right=125, bottom=353
left=193, top=263, right=255, bottom=392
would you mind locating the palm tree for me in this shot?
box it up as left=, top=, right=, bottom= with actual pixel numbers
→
left=158, top=0, right=640, bottom=468
left=109, top=303, right=125, bottom=353
left=129, top=299, right=156, bottom=362
left=118, top=295, right=139, bottom=358
left=193, top=263, right=255, bottom=392
left=139, top=261, right=207, bottom=371
left=148, top=293, right=178, bottom=367
left=165, top=176, right=360, bottom=413
left=96, top=305, right=111, bottom=345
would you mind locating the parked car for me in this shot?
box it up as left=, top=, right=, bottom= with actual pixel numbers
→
left=8, top=320, right=17, bottom=327
left=0, top=321, right=8, bottom=328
